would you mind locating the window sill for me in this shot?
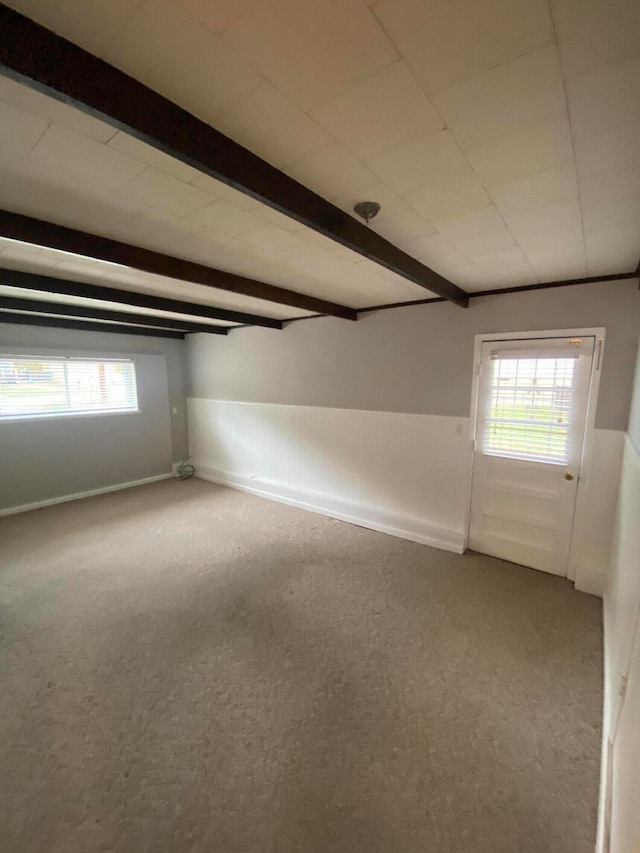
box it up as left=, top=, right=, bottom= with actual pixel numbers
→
left=0, top=408, right=141, bottom=424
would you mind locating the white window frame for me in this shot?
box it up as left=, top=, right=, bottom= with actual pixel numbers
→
left=0, top=354, right=140, bottom=422
left=481, top=341, right=587, bottom=465
left=466, top=327, right=606, bottom=584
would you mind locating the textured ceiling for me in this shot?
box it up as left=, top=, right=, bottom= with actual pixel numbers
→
left=0, top=0, right=639, bottom=330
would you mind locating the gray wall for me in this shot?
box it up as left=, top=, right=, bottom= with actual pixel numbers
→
left=0, top=323, right=188, bottom=511
left=188, top=278, right=640, bottom=431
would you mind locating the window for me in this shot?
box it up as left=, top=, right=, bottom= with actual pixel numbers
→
left=0, top=356, right=138, bottom=420
left=483, top=354, right=577, bottom=463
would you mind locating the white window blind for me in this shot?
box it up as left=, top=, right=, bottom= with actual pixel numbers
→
left=483, top=353, right=578, bottom=463
left=0, top=356, right=138, bottom=419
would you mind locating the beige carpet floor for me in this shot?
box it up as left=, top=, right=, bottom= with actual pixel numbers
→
left=0, top=479, right=602, bottom=853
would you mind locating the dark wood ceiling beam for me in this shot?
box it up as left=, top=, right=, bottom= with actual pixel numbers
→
left=0, top=295, right=228, bottom=334
left=0, top=5, right=468, bottom=308
left=0, top=210, right=356, bottom=321
left=0, top=311, right=185, bottom=339
left=0, top=268, right=283, bottom=328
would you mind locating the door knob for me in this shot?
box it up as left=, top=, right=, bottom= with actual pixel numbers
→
left=564, top=472, right=575, bottom=481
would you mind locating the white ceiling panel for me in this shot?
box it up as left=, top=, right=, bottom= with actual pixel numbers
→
left=524, top=243, right=587, bottom=280
left=366, top=131, right=471, bottom=197
left=431, top=206, right=520, bottom=256
left=399, top=233, right=491, bottom=289
left=489, top=165, right=580, bottom=215
left=585, top=223, right=640, bottom=275
left=294, top=227, right=366, bottom=262
left=218, top=0, right=399, bottom=111
left=238, top=225, right=310, bottom=265
left=468, top=246, right=539, bottom=287
left=261, top=256, right=433, bottom=309
left=179, top=0, right=253, bottom=35
left=502, top=202, right=585, bottom=251
left=580, top=168, right=640, bottom=211
left=3, top=0, right=143, bottom=58
left=552, top=0, right=640, bottom=82
left=433, top=46, right=567, bottom=151
left=284, top=143, right=378, bottom=202
left=310, top=61, right=444, bottom=160
left=215, top=83, right=332, bottom=169
left=108, top=0, right=265, bottom=125
left=29, top=124, right=146, bottom=191
left=0, top=159, right=154, bottom=244
left=405, top=174, right=491, bottom=223
left=188, top=201, right=265, bottom=238
left=375, top=0, right=553, bottom=96
left=566, top=56, right=640, bottom=141
left=107, top=132, right=201, bottom=183
left=575, top=123, right=640, bottom=178
left=583, top=199, right=640, bottom=236
left=117, top=167, right=212, bottom=217
left=0, top=75, right=117, bottom=145
left=252, top=205, right=306, bottom=234
left=356, top=184, right=437, bottom=246
left=464, top=118, right=575, bottom=188
left=0, top=100, right=48, bottom=160
left=118, top=208, right=205, bottom=257
left=404, top=233, right=470, bottom=269
left=190, top=175, right=262, bottom=211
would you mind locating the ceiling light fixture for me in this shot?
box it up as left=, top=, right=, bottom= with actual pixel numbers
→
left=353, top=201, right=381, bottom=224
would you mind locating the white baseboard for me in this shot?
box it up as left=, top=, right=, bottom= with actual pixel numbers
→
left=0, top=472, right=174, bottom=517
left=574, top=573, right=607, bottom=597
left=195, top=464, right=466, bottom=554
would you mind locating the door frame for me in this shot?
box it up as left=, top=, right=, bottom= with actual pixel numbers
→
left=466, top=327, right=606, bottom=581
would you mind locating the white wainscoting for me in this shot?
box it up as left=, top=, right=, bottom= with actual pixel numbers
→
left=569, top=429, right=625, bottom=596
left=188, top=398, right=472, bottom=553
left=187, top=398, right=624, bottom=591
left=604, top=434, right=640, bottom=740
left=597, top=434, right=640, bottom=853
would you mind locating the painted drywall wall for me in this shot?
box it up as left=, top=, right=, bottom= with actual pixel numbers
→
left=598, top=337, right=640, bottom=853
left=187, top=279, right=639, bottom=595
left=0, top=322, right=187, bottom=512
left=188, top=279, right=639, bottom=431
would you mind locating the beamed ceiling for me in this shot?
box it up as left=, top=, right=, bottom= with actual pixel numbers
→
left=0, top=0, right=638, bottom=338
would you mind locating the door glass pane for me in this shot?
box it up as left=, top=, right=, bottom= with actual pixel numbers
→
left=484, top=356, right=576, bottom=463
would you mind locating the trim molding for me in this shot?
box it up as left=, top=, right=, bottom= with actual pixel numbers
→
left=0, top=472, right=173, bottom=517
left=356, top=272, right=638, bottom=316
left=194, top=463, right=467, bottom=554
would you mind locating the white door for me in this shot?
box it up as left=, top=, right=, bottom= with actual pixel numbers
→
left=469, top=335, right=595, bottom=576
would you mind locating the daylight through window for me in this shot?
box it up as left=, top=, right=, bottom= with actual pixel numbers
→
left=0, top=357, right=138, bottom=419
left=483, top=355, right=577, bottom=463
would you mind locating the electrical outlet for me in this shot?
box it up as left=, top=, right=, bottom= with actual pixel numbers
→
left=172, top=407, right=178, bottom=415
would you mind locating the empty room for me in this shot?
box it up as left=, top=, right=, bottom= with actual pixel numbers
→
left=1, top=1, right=639, bottom=851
